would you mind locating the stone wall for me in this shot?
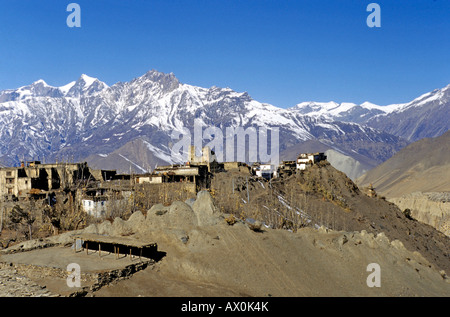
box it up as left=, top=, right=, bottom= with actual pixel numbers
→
left=0, top=259, right=152, bottom=297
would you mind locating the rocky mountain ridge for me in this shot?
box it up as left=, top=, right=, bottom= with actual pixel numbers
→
left=291, top=84, right=450, bottom=142
left=0, top=70, right=413, bottom=177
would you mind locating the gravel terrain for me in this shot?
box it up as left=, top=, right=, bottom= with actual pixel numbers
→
left=0, top=264, right=57, bottom=297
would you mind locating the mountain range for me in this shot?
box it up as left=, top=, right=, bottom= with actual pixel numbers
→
left=0, top=70, right=448, bottom=178
left=291, top=83, right=450, bottom=142
left=357, top=130, right=450, bottom=198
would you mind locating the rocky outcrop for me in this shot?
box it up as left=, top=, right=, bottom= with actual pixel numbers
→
left=389, top=192, right=450, bottom=236
left=191, top=190, right=221, bottom=226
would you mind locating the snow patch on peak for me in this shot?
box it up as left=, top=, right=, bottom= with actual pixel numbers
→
left=32, top=79, right=50, bottom=86
left=377, top=102, right=408, bottom=114
left=80, top=74, right=98, bottom=87
left=59, top=81, right=76, bottom=95
left=292, top=101, right=345, bottom=117
left=360, top=101, right=380, bottom=109
left=292, top=100, right=410, bottom=118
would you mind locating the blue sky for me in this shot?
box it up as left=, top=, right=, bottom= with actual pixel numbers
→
left=0, top=0, right=448, bottom=107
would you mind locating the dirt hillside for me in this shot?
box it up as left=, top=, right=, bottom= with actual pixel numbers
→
left=355, top=130, right=450, bottom=238
left=210, top=163, right=450, bottom=274
left=92, top=215, right=449, bottom=297
left=356, top=130, right=450, bottom=198
left=1, top=189, right=448, bottom=297
left=1, top=163, right=449, bottom=297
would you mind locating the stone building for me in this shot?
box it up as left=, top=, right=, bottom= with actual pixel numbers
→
left=0, top=161, right=91, bottom=200
left=296, top=152, right=327, bottom=170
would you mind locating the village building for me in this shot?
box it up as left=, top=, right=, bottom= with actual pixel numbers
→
left=89, top=169, right=117, bottom=182
left=222, top=161, right=249, bottom=172
left=78, top=185, right=131, bottom=218
left=133, top=146, right=231, bottom=192
left=0, top=149, right=329, bottom=219
left=0, top=161, right=92, bottom=201
left=251, top=163, right=277, bottom=180
left=153, top=164, right=205, bottom=182
left=0, top=160, right=136, bottom=218
left=134, top=173, right=163, bottom=184
left=81, top=197, right=108, bottom=218
left=188, top=145, right=216, bottom=172
left=296, top=152, right=327, bottom=170
left=151, top=164, right=210, bottom=192
left=277, top=160, right=297, bottom=177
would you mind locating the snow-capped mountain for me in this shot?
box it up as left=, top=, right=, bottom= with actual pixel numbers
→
left=290, top=84, right=450, bottom=142
left=0, top=70, right=425, bottom=177
left=290, top=101, right=405, bottom=124
left=0, top=74, right=110, bottom=163
left=364, top=84, right=450, bottom=142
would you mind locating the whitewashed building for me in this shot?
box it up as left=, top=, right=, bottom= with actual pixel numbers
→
left=255, top=164, right=277, bottom=180
left=296, top=152, right=327, bottom=170
left=82, top=198, right=108, bottom=218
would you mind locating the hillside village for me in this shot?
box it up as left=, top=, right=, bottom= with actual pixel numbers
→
left=0, top=146, right=327, bottom=222
left=0, top=143, right=449, bottom=298
left=1, top=0, right=449, bottom=300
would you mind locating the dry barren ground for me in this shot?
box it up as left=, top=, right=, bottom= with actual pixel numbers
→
left=92, top=224, right=449, bottom=297
left=1, top=191, right=448, bottom=297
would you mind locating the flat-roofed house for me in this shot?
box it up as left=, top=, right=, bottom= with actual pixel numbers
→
left=296, top=152, right=327, bottom=170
